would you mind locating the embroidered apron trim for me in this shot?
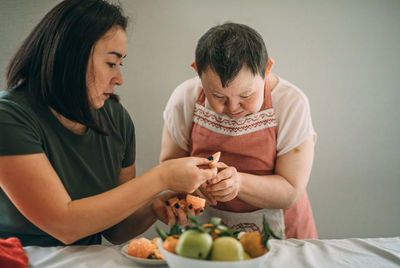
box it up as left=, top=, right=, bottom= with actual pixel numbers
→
left=193, top=104, right=277, bottom=136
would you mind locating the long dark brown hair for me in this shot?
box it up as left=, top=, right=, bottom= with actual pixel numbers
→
left=6, top=0, right=128, bottom=134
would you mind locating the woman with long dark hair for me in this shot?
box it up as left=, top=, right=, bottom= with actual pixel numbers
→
left=0, top=0, right=216, bottom=247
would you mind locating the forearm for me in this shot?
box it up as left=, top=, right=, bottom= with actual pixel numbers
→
left=237, top=172, right=300, bottom=209
left=237, top=136, right=314, bottom=209
left=1, top=153, right=214, bottom=245
left=102, top=201, right=158, bottom=244
left=58, top=167, right=165, bottom=244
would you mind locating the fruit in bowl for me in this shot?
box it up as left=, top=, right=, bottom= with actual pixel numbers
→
left=176, top=229, right=213, bottom=259
left=210, top=236, right=245, bottom=261
left=155, top=214, right=280, bottom=267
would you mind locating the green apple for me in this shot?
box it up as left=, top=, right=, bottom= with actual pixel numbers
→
left=176, top=229, right=213, bottom=259
left=210, top=237, right=244, bottom=261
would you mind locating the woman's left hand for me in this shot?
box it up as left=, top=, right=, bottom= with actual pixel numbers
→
left=152, top=192, right=203, bottom=226
left=206, top=162, right=241, bottom=202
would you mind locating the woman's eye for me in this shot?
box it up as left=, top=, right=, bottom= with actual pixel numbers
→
left=107, top=63, right=116, bottom=68
left=240, top=95, right=250, bottom=99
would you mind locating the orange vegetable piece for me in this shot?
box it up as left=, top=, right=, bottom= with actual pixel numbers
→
left=128, top=237, right=156, bottom=259
left=163, top=235, right=180, bottom=254
left=186, top=194, right=206, bottom=210
left=208, top=152, right=221, bottom=168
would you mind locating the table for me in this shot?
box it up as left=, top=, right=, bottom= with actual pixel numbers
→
left=24, top=237, right=400, bottom=267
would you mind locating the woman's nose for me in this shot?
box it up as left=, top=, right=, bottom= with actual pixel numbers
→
left=113, top=68, right=123, bottom=85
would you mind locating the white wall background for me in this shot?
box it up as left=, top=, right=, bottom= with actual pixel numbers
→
left=1, top=0, right=399, bottom=240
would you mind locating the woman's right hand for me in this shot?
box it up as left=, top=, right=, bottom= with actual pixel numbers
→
left=159, top=157, right=217, bottom=193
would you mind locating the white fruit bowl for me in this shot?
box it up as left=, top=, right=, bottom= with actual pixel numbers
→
left=157, top=239, right=268, bottom=268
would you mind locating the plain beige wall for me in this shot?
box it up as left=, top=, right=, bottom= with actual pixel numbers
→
left=1, top=0, right=399, bottom=240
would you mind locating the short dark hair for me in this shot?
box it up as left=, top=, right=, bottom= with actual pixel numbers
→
left=6, top=0, right=128, bottom=134
left=195, top=22, right=268, bottom=88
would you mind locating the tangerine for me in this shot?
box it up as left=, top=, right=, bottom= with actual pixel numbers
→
left=127, top=237, right=156, bottom=259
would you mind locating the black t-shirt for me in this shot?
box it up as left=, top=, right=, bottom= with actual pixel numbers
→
left=0, top=86, right=135, bottom=246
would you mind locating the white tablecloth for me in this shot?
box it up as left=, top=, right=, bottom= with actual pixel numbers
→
left=24, top=237, right=400, bottom=268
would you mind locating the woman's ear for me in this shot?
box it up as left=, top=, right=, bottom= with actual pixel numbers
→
left=265, top=58, right=275, bottom=77
left=190, top=61, right=198, bottom=73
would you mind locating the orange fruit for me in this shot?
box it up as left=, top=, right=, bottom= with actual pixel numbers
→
left=177, top=199, right=186, bottom=210
left=167, top=196, right=180, bottom=207
left=186, top=194, right=206, bottom=211
left=209, top=152, right=221, bottom=168
left=128, top=237, right=156, bottom=259
left=239, top=231, right=267, bottom=258
left=163, top=235, right=180, bottom=254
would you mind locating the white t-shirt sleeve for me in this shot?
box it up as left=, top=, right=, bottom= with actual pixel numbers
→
left=272, top=78, right=317, bottom=156
left=163, top=77, right=201, bottom=151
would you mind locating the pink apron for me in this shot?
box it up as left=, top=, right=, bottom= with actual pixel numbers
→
left=190, top=78, right=318, bottom=239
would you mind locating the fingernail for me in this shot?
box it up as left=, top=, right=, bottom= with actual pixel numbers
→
left=174, top=203, right=180, bottom=209
left=165, top=201, right=170, bottom=206
left=188, top=204, right=193, bottom=210
left=207, top=156, right=213, bottom=160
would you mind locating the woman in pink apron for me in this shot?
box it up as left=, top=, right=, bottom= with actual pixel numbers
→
left=160, top=22, right=317, bottom=239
